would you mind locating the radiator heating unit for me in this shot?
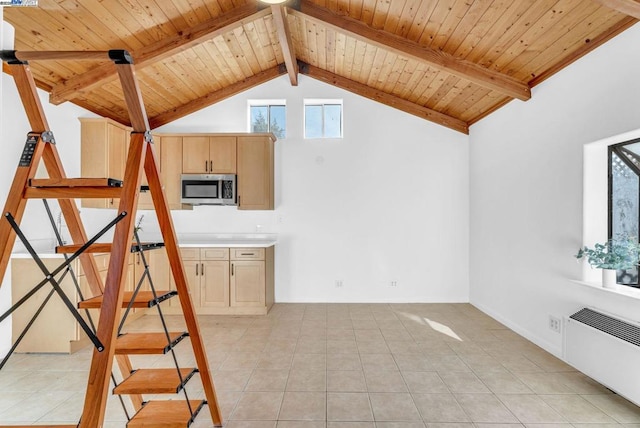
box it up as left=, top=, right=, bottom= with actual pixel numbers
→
left=564, top=307, right=640, bottom=406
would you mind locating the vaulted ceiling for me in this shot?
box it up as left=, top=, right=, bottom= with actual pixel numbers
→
left=3, top=0, right=638, bottom=134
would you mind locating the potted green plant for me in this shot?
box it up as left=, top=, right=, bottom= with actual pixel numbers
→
left=576, top=236, right=640, bottom=288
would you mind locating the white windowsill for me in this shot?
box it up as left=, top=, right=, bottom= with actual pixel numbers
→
left=570, top=279, right=640, bottom=300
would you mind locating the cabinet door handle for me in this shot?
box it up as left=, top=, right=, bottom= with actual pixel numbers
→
left=205, top=160, right=208, bottom=172
left=196, top=264, right=199, bottom=276
left=241, top=253, right=254, bottom=256
left=201, top=263, right=204, bottom=275
left=231, top=263, right=234, bottom=276
left=210, top=160, right=213, bottom=171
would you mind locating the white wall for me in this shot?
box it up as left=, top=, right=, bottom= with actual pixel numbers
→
left=0, top=62, right=469, bottom=328
left=469, top=23, right=640, bottom=356
left=1, top=74, right=93, bottom=246
left=154, top=75, right=470, bottom=302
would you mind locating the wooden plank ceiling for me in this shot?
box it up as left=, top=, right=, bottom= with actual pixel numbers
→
left=3, top=0, right=638, bottom=134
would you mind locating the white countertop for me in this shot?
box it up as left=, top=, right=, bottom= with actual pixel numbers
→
left=11, top=233, right=277, bottom=257
left=154, top=233, right=277, bottom=248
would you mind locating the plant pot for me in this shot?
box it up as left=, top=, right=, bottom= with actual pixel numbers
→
left=602, top=269, right=618, bottom=289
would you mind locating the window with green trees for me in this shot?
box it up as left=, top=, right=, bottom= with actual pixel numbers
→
left=249, top=101, right=286, bottom=139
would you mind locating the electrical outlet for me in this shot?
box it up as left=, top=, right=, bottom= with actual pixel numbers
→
left=335, top=280, right=343, bottom=288
left=389, top=281, right=398, bottom=287
left=549, top=315, right=561, bottom=333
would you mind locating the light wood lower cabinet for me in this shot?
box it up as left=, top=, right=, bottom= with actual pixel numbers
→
left=10, top=249, right=165, bottom=353
left=201, top=260, right=230, bottom=307
left=231, top=261, right=265, bottom=308
left=165, top=246, right=274, bottom=315
left=11, top=258, right=86, bottom=354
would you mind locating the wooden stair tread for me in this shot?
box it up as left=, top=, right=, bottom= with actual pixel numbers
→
left=23, top=185, right=122, bottom=199
left=78, top=290, right=177, bottom=309
left=56, top=241, right=165, bottom=253
left=127, top=400, right=205, bottom=427
left=114, top=368, right=197, bottom=395
left=116, top=332, right=188, bottom=355
left=29, top=177, right=123, bottom=188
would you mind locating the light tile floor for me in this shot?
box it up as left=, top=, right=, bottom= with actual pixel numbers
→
left=2, top=303, right=640, bottom=426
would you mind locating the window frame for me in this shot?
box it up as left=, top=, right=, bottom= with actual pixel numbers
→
left=247, top=99, right=286, bottom=139
left=303, top=98, right=343, bottom=139
left=608, top=138, right=640, bottom=287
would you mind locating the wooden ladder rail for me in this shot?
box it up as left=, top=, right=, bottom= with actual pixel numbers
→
left=0, top=54, right=104, bottom=301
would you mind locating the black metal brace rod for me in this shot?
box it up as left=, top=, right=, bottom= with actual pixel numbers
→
left=5, top=212, right=105, bottom=351
left=0, top=211, right=127, bottom=325
left=0, top=211, right=128, bottom=353
left=42, top=199, right=97, bottom=334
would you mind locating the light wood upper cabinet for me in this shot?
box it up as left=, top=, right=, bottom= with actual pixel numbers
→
left=237, top=135, right=275, bottom=210
left=182, top=136, right=236, bottom=174
left=210, top=136, right=237, bottom=174
left=137, top=134, right=162, bottom=210
left=182, top=136, right=209, bottom=173
left=160, top=136, right=184, bottom=210
left=80, top=123, right=275, bottom=211
left=80, top=118, right=130, bottom=209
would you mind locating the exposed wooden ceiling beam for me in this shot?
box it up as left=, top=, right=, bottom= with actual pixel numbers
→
left=529, top=15, right=637, bottom=88
left=271, top=5, right=298, bottom=86
left=591, top=0, right=640, bottom=19
left=299, top=62, right=468, bottom=134
left=149, top=65, right=287, bottom=129
left=49, top=4, right=270, bottom=105
left=295, top=1, right=531, bottom=102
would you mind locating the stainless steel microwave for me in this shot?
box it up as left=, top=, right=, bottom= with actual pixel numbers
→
left=180, top=174, right=237, bottom=205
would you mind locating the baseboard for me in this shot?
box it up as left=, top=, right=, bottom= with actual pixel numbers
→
left=471, top=300, right=562, bottom=358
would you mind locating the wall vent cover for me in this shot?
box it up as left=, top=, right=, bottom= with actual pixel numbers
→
left=570, top=308, right=640, bottom=347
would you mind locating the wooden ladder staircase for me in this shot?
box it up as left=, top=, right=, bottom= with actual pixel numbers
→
left=0, top=50, right=222, bottom=427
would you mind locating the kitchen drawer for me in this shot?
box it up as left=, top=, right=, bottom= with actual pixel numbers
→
left=180, top=248, right=200, bottom=260
left=201, top=248, right=229, bottom=260
left=230, top=248, right=264, bottom=261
